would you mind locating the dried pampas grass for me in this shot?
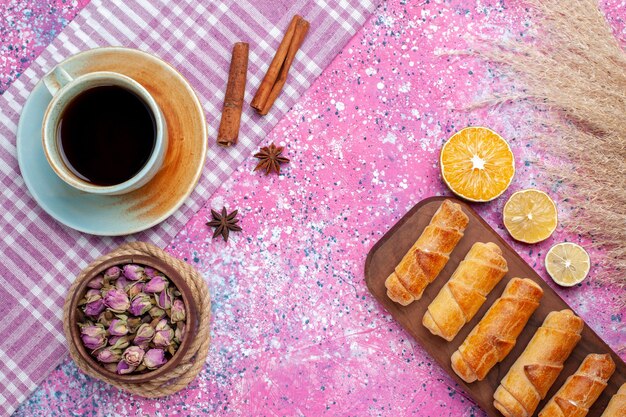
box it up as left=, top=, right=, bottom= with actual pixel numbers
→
left=461, top=0, right=626, bottom=303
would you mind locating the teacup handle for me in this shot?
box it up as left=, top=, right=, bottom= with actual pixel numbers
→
left=43, top=65, right=74, bottom=96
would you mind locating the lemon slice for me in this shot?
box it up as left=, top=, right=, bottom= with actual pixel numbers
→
left=440, top=127, right=515, bottom=202
left=503, top=189, right=558, bottom=243
left=545, top=242, right=590, bottom=286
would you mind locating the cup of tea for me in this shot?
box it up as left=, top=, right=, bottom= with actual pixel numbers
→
left=41, top=65, right=168, bottom=195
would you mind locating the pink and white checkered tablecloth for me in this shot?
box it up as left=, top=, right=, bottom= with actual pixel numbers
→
left=0, top=0, right=378, bottom=414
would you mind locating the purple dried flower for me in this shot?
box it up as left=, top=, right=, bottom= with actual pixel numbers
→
left=143, top=349, right=167, bottom=370
left=148, top=306, right=166, bottom=318
left=116, top=360, right=136, bottom=375
left=143, top=275, right=168, bottom=293
left=133, top=323, right=155, bottom=348
left=153, top=319, right=173, bottom=347
left=97, top=310, right=114, bottom=327
left=153, top=328, right=173, bottom=348
left=126, top=317, right=143, bottom=333
left=80, top=324, right=107, bottom=351
left=129, top=293, right=152, bottom=316
left=104, top=266, right=121, bottom=280
left=174, top=323, right=186, bottom=344
left=155, top=318, right=169, bottom=331
left=115, top=276, right=130, bottom=290
left=122, top=346, right=145, bottom=367
left=156, top=288, right=172, bottom=310
left=108, top=317, right=128, bottom=336
left=103, top=288, right=130, bottom=313
left=127, top=282, right=144, bottom=298
left=81, top=289, right=101, bottom=304
left=85, top=288, right=100, bottom=297
left=87, top=275, right=104, bottom=289
left=171, top=299, right=186, bottom=323
left=144, top=267, right=158, bottom=278
left=109, top=335, right=131, bottom=350
left=123, top=264, right=146, bottom=281
left=84, top=299, right=105, bottom=317
left=97, top=347, right=122, bottom=363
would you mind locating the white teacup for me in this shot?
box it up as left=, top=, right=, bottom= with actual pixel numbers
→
left=41, top=66, right=167, bottom=195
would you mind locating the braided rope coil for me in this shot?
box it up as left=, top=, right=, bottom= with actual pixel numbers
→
left=63, top=242, right=211, bottom=397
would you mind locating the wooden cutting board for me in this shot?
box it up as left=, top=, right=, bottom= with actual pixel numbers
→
left=364, top=196, right=625, bottom=417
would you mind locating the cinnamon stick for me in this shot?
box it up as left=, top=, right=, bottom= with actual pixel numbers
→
left=252, top=15, right=309, bottom=115
left=217, top=42, right=249, bottom=147
left=258, top=18, right=309, bottom=115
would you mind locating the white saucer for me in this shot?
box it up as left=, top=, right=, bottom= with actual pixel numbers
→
left=17, top=47, right=207, bottom=236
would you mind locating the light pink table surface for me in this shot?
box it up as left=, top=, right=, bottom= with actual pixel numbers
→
left=4, top=0, right=625, bottom=415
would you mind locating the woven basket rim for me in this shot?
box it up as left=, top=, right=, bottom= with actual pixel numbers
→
left=63, top=242, right=211, bottom=398
left=67, top=253, right=198, bottom=383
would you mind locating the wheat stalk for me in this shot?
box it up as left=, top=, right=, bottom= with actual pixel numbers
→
left=463, top=0, right=626, bottom=305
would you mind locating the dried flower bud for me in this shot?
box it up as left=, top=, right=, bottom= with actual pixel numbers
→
left=102, top=267, right=121, bottom=288
left=143, top=348, right=167, bottom=370
left=115, top=276, right=130, bottom=290
left=153, top=328, right=173, bottom=348
left=144, top=267, right=158, bottom=278
left=143, top=275, right=168, bottom=293
left=108, top=316, right=129, bottom=336
left=150, top=317, right=161, bottom=329
left=126, top=317, right=143, bottom=333
left=103, top=288, right=130, bottom=313
left=123, top=264, right=146, bottom=281
left=156, top=288, right=172, bottom=310
left=97, top=347, right=122, bottom=363
left=129, top=293, right=153, bottom=316
left=97, top=310, right=114, bottom=327
left=148, top=306, right=166, bottom=319
left=171, top=299, right=186, bottom=323
left=174, top=323, right=186, bottom=344
left=80, top=320, right=96, bottom=327
left=122, top=346, right=145, bottom=367
left=133, top=323, right=155, bottom=348
left=155, top=319, right=176, bottom=347
left=155, top=318, right=169, bottom=331
left=109, top=335, right=131, bottom=350
left=87, top=275, right=104, bottom=289
left=83, top=299, right=105, bottom=317
left=127, top=282, right=144, bottom=299
left=104, top=266, right=121, bottom=280
left=79, top=289, right=101, bottom=306
left=116, top=360, right=136, bottom=375
left=80, top=324, right=107, bottom=351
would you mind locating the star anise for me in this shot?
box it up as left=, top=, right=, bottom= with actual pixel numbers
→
left=253, top=143, right=290, bottom=175
left=206, top=207, right=242, bottom=242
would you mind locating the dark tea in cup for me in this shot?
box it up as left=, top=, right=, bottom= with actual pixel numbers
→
left=42, top=69, right=167, bottom=195
left=57, top=85, right=156, bottom=186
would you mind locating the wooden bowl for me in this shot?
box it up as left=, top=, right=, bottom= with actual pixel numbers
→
left=67, top=254, right=198, bottom=384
